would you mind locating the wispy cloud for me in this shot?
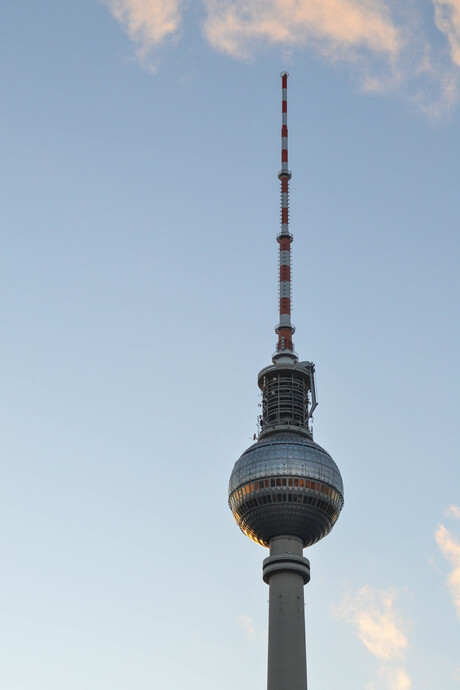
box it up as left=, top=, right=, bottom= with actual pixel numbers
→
left=447, top=504, right=460, bottom=520
left=335, top=586, right=411, bottom=689
left=335, top=586, right=408, bottom=660
left=378, top=666, right=412, bottom=690
left=238, top=613, right=266, bottom=641
left=202, top=0, right=401, bottom=60
left=104, top=0, right=184, bottom=64
left=433, top=0, right=460, bottom=67
left=436, top=507, right=460, bottom=619
left=103, top=0, right=460, bottom=115
left=336, top=511, right=460, bottom=687
left=238, top=613, right=256, bottom=639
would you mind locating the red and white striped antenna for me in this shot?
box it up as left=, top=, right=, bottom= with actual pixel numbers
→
left=274, top=71, right=296, bottom=363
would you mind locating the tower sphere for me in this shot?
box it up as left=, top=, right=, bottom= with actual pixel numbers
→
left=229, top=432, right=344, bottom=548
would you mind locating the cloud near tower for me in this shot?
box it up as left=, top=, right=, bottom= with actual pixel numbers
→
left=436, top=504, right=460, bottom=620
left=334, top=586, right=412, bottom=689
left=104, top=0, right=184, bottom=62
left=104, top=0, right=460, bottom=114
left=202, top=0, right=401, bottom=59
left=433, top=0, right=460, bottom=68
left=335, top=507, right=460, bottom=687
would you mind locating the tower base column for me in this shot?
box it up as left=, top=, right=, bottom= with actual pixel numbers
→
left=263, top=535, right=310, bottom=690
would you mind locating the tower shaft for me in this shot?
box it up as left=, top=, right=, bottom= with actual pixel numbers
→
left=263, top=536, right=310, bottom=690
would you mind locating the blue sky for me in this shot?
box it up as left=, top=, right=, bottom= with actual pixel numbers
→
left=1, top=1, right=460, bottom=689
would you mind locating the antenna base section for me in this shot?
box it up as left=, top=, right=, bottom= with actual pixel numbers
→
left=258, top=361, right=317, bottom=437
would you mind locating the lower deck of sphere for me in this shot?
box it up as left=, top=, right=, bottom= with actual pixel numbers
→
left=229, top=473, right=343, bottom=547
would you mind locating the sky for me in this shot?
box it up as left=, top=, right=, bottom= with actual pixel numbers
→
left=1, top=1, right=460, bottom=689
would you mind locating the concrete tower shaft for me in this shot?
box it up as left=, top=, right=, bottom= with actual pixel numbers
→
left=264, top=536, right=310, bottom=690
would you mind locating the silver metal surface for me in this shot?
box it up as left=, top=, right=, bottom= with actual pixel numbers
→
left=257, top=361, right=316, bottom=437
left=229, top=432, right=344, bottom=547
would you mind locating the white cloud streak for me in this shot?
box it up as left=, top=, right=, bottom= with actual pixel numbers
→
left=237, top=614, right=266, bottom=642
left=103, top=0, right=460, bottom=115
left=436, top=519, right=460, bottom=619
left=238, top=613, right=256, bottom=639
left=335, top=586, right=411, bottom=689
left=202, top=0, right=401, bottom=61
left=105, top=0, right=184, bottom=60
left=447, top=504, right=460, bottom=520
left=433, top=0, right=460, bottom=67
left=335, top=586, right=408, bottom=661
left=379, top=666, right=412, bottom=690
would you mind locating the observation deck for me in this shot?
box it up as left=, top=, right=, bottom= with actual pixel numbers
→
left=228, top=432, right=344, bottom=548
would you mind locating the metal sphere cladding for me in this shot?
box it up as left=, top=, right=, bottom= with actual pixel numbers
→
left=229, top=432, right=344, bottom=548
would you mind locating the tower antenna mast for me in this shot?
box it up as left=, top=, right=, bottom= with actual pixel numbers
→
left=275, top=71, right=296, bottom=361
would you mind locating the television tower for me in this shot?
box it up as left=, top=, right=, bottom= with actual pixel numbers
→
left=228, top=73, right=344, bottom=690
